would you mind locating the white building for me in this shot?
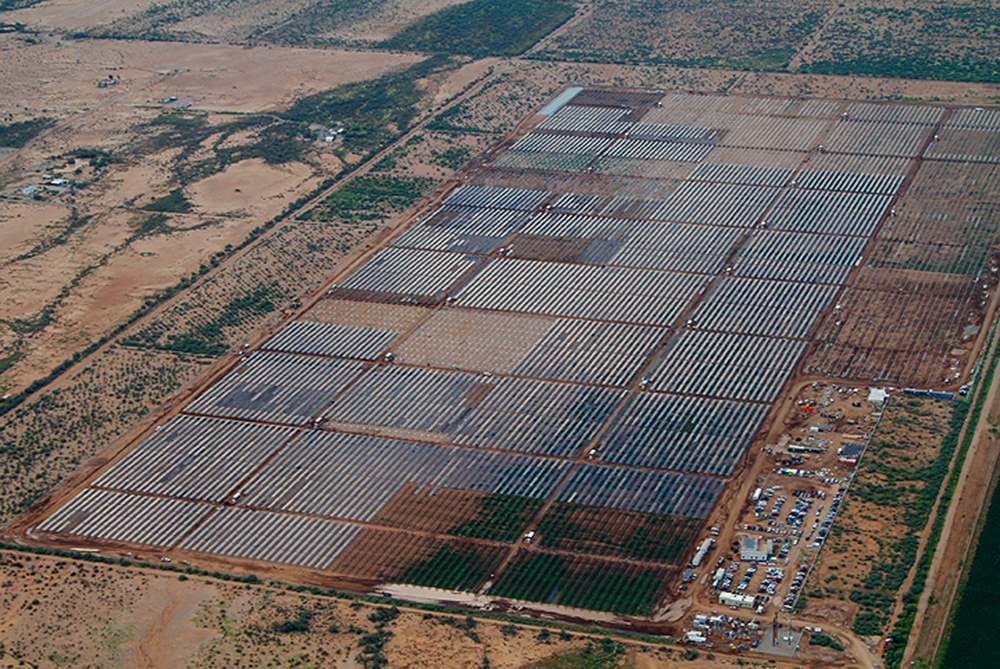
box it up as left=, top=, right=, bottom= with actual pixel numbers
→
left=685, top=630, right=707, bottom=644
left=867, top=387, right=888, bottom=404
left=740, top=536, right=772, bottom=562
left=720, top=591, right=755, bottom=608
left=690, top=537, right=715, bottom=567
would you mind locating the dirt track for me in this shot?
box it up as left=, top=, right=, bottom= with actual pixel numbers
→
left=903, top=314, right=1000, bottom=665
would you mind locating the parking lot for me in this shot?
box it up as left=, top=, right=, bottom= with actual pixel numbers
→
left=687, top=382, right=883, bottom=618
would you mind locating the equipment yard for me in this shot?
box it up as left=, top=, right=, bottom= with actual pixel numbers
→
left=7, top=86, right=1000, bottom=662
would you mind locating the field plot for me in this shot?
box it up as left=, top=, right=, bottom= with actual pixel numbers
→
left=392, top=206, right=532, bottom=254
left=184, top=351, right=366, bottom=425
left=734, top=230, right=867, bottom=284
left=491, top=550, right=672, bottom=616
left=14, top=88, right=1000, bottom=624
left=454, top=259, right=708, bottom=325
left=646, top=331, right=805, bottom=402
left=331, top=247, right=483, bottom=304
left=305, top=299, right=428, bottom=330
left=91, top=416, right=298, bottom=503
left=178, top=508, right=362, bottom=570
left=37, top=489, right=210, bottom=549
left=529, top=0, right=828, bottom=71
left=804, top=151, right=1000, bottom=385
left=262, top=320, right=398, bottom=359
left=393, top=310, right=555, bottom=373
left=599, top=392, right=768, bottom=475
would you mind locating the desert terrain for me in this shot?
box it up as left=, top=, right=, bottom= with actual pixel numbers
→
left=0, top=547, right=831, bottom=669
left=1, top=0, right=1000, bottom=666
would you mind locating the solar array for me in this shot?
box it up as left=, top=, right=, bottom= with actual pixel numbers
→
left=30, top=88, right=1000, bottom=616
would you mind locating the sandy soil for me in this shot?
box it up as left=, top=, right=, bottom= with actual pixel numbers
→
left=903, top=325, right=1000, bottom=666
left=0, top=550, right=220, bottom=668
left=0, top=35, right=422, bottom=120
left=0, top=159, right=321, bottom=392
left=119, top=576, right=219, bottom=668
left=0, top=34, right=416, bottom=393
left=0, top=203, right=69, bottom=265
left=1, top=0, right=159, bottom=32
left=0, top=548, right=822, bottom=669
left=87, top=154, right=181, bottom=208
left=430, top=58, right=500, bottom=107
left=6, top=0, right=478, bottom=45
left=320, top=0, right=474, bottom=43
left=185, top=158, right=317, bottom=217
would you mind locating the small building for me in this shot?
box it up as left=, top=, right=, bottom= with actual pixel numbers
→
left=867, top=387, right=888, bottom=404
left=839, top=441, right=864, bottom=464
left=690, top=537, right=715, bottom=567
left=685, top=630, right=707, bottom=644
left=741, top=536, right=772, bottom=562
left=788, top=444, right=824, bottom=454
left=720, top=591, right=755, bottom=608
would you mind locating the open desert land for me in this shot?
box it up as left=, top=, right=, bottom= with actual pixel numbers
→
left=1, top=548, right=753, bottom=669
left=2, top=0, right=1000, bottom=666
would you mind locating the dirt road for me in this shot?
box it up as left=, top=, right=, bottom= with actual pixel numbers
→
left=902, top=316, right=1000, bottom=666
left=121, top=577, right=217, bottom=668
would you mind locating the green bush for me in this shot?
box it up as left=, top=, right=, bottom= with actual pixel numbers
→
left=143, top=188, right=192, bottom=213
left=283, top=56, right=453, bottom=153
left=301, top=176, right=431, bottom=224
left=382, top=0, right=575, bottom=57
left=272, top=608, right=314, bottom=633
left=368, top=606, right=400, bottom=625
left=803, top=55, right=1000, bottom=84
left=0, top=117, right=53, bottom=148
left=809, top=633, right=845, bottom=652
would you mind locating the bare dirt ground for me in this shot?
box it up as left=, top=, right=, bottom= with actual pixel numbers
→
left=0, top=548, right=814, bottom=669
left=0, top=0, right=161, bottom=33
left=119, top=576, right=219, bottom=668
left=903, top=328, right=1000, bottom=666
left=319, top=0, right=474, bottom=43
left=0, top=36, right=422, bottom=395
left=1, top=160, right=324, bottom=388
left=0, top=35, right=422, bottom=121
left=1, top=0, right=465, bottom=46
